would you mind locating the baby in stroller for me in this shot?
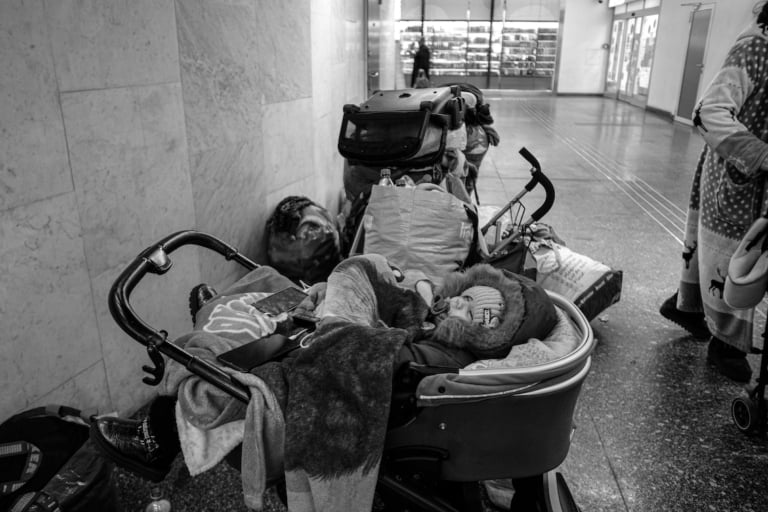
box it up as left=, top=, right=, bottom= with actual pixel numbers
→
left=91, top=252, right=558, bottom=511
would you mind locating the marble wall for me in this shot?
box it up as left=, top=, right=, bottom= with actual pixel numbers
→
left=0, top=0, right=365, bottom=419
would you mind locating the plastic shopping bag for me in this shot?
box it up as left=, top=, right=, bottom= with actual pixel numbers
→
left=361, top=183, right=477, bottom=286
left=533, top=241, right=623, bottom=321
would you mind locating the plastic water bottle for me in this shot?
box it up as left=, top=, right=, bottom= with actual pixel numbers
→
left=145, top=486, right=171, bottom=512
left=378, top=168, right=395, bottom=187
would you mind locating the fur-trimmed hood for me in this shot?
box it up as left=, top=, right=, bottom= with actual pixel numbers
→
left=432, top=264, right=557, bottom=358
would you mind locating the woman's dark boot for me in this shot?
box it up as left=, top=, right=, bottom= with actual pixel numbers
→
left=89, top=395, right=180, bottom=482
left=659, top=292, right=709, bottom=339
left=706, top=337, right=752, bottom=383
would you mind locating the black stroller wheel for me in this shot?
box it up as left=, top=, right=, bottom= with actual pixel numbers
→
left=731, top=395, right=759, bottom=434
left=375, top=476, right=483, bottom=512
left=510, top=472, right=581, bottom=512
left=550, top=472, right=581, bottom=512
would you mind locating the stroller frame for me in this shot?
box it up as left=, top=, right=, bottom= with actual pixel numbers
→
left=480, top=147, right=555, bottom=261
left=108, top=183, right=591, bottom=511
left=731, top=325, right=768, bottom=436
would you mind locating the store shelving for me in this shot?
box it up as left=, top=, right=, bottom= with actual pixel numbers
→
left=397, top=20, right=557, bottom=89
left=499, top=26, right=558, bottom=78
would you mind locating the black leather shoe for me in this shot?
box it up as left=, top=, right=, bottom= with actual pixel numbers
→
left=659, top=292, right=709, bottom=339
left=89, top=416, right=175, bottom=482
left=706, top=337, right=752, bottom=383
left=189, top=283, right=218, bottom=323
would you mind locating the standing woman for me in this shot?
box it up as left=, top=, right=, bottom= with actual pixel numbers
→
left=660, top=1, right=768, bottom=382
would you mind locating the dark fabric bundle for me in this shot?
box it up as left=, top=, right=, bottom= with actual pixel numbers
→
left=265, top=196, right=341, bottom=285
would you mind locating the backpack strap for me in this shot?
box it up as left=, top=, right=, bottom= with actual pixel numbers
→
left=0, top=441, right=42, bottom=496
left=9, top=491, right=62, bottom=512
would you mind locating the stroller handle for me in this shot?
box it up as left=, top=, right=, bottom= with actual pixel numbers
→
left=518, top=147, right=555, bottom=222
left=109, top=230, right=258, bottom=403
left=480, top=147, right=555, bottom=236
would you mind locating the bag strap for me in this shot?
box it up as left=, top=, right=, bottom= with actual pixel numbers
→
left=0, top=441, right=42, bottom=497
left=9, top=491, right=62, bottom=512
left=9, top=405, right=93, bottom=425
left=415, top=183, right=446, bottom=193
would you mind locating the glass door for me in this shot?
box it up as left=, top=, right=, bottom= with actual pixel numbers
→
left=618, top=16, right=640, bottom=102
left=633, top=14, right=658, bottom=101
left=497, top=21, right=558, bottom=90
left=605, top=19, right=625, bottom=96
left=607, top=10, right=660, bottom=107
left=676, top=8, right=711, bottom=122
left=424, top=20, right=470, bottom=83
left=366, top=0, right=381, bottom=95
left=396, top=0, right=559, bottom=91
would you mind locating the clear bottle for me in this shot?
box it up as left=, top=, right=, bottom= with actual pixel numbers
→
left=378, top=168, right=395, bottom=187
left=145, top=486, right=171, bottom=512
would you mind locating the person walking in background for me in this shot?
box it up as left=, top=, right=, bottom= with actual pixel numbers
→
left=660, top=1, right=768, bottom=382
left=410, top=37, right=431, bottom=87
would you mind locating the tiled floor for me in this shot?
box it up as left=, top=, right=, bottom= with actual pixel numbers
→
left=478, top=92, right=768, bottom=512
left=114, top=93, right=768, bottom=511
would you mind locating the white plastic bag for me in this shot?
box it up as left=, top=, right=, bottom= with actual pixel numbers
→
left=533, top=241, right=623, bottom=320
left=361, top=183, right=476, bottom=286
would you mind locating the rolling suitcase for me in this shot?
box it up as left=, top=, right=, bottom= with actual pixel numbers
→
left=338, top=86, right=465, bottom=168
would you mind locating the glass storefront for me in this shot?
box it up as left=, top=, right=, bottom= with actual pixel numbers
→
left=605, top=2, right=659, bottom=107
left=398, top=0, right=560, bottom=90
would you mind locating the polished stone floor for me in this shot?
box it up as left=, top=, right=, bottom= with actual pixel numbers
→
left=478, top=92, right=768, bottom=512
left=114, top=93, right=768, bottom=511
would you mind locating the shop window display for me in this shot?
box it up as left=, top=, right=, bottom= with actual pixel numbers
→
left=398, top=19, right=558, bottom=90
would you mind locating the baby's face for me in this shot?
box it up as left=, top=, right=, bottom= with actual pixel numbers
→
left=447, top=295, right=473, bottom=322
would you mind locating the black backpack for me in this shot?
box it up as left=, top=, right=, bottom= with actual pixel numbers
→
left=0, top=405, right=120, bottom=512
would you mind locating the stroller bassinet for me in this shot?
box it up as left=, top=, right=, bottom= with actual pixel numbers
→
left=108, top=231, right=594, bottom=512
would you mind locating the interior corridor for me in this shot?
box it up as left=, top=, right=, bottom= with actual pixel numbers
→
left=112, top=93, right=768, bottom=512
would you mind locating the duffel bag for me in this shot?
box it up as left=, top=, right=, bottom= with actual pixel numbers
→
left=0, top=405, right=120, bottom=512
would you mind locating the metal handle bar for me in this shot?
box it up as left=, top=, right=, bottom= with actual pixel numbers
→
left=518, top=147, right=555, bottom=223
left=109, top=230, right=259, bottom=403
left=481, top=147, right=556, bottom=235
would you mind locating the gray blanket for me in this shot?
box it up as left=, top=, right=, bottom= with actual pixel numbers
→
left=269, top=254, right=428, bottom=511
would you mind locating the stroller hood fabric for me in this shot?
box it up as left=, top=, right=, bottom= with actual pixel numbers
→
left=433, top=264, right=558, bottom=359
left=725, top=215, right=768, bottom=309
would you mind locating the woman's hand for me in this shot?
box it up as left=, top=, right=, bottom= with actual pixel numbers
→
left=761, top=154, right=768, bottom=172
left=483, top=125, right=500, bottom=146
